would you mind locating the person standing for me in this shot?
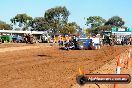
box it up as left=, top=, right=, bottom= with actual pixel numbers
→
left=58, top=35, right=63, bottom=48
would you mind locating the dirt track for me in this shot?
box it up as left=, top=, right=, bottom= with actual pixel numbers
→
left=0, top=44, right=131, bottom=88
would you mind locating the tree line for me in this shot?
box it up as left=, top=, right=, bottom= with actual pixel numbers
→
left=0, top=6, right=125, bottom=36
left=86, top=16, right=125, bottom=35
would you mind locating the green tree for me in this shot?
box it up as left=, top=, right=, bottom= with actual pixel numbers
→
left=86, top=16, right=106, bottom=34
left=59, top=22, right=79, bottom=35
left=96, top=25, right=112, bottom=31
left=105, top=16, right=125, bottom=27
left=44, top=6, right=70, bottom=34
left=14, top=28, right=21, bottom=31
left=0, top=20, right=12, bottom=30
left=29, top=17, right=49, bottom=31
left=86, top=16, right=106, bottom=28
left=88, top=28, right=98, bottom=34
left=10, top=13, right=32, bottom=30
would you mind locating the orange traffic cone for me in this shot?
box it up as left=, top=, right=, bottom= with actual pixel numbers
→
left=114, top=55, right=121, bottom=88
left=79, top=67, right=85, bottom=75
left=129, top=47, right=131, bottom=52
left=114, top=84, right=118, bottom=88
left=116, top=55, right=121, bottom=74
left=127, top=47, right=131, bottom=67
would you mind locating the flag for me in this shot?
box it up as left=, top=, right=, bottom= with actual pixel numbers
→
left=84, top=28, right=86, bottom=34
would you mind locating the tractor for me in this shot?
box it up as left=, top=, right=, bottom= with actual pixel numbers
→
left=24, top=33, right=35, bottom=44
left=102, top=31, right=115, bottom=46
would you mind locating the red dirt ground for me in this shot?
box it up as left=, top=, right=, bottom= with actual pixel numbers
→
left=0, top=44, right=130, bottom=88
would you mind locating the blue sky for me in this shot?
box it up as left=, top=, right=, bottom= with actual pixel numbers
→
left=0, top=0, right=132, bottom=28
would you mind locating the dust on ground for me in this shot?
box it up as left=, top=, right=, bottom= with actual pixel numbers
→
left=0, top=44, right=131, bottom=88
